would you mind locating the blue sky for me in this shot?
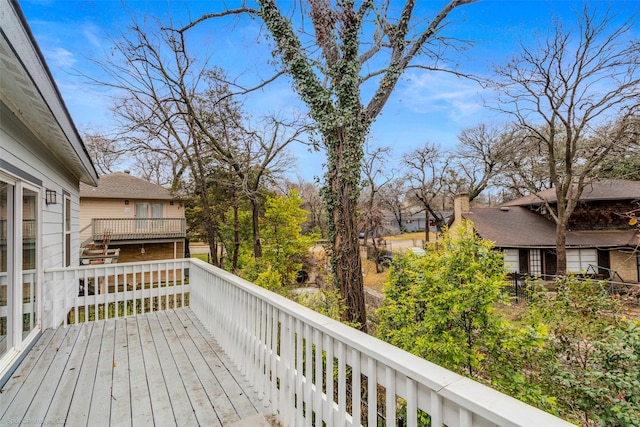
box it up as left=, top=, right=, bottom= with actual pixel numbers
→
left=20, top=0, right=639, bottom=182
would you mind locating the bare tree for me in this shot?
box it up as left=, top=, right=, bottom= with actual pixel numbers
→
left=287, top=178, right=327, bottom=236
left=492, top=6, right=640, bottom=274
left=495, top=130, right=554, bottom=199
left=180, top=0, right=477, bottom=328
left=379, top=177, right=409, bottom=233
left=591, top=115, right=640, bottom=180
left=450, top=123, right=519, bottom=201
left=83, top=133, right=126, bottom=175
left=359, top=144, right=392, bottom=273
left=91, top=20, right=302, bottom=262
left=403, top=142, right=450, bottom=243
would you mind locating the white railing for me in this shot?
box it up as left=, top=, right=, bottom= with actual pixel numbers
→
left=91, top=217, right=186, bottom=241
left=187, top=259, right=572, bottom=427
left=41, top=259, right=571, bottom=426
left=43, top=259, right=190, bottom=328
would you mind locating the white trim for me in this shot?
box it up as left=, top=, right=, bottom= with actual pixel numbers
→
left=0, top=173, right=42, bottom=373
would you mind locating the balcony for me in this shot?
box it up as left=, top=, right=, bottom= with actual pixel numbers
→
left=90, top=218, right=186, bottom=242
left=1, top=259, right=572, bottom=426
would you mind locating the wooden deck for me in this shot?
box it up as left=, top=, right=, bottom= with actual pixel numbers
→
left=0, top=308, right=271, bottom=426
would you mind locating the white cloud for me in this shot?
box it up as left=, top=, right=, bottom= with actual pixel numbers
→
left=397, top=71, right=484, bottom=121
left=49, top=47, right=77, bottom=68
left=82, top=23, right=103, bottom=50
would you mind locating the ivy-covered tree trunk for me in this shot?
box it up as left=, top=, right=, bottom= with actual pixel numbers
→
left=253, top=0, right=474, bottom=329
left=325, top=128, right=367, bottom=328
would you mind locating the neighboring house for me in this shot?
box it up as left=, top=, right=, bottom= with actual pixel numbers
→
left=0, top=0, right=99, bottom=381
left=79, top=172, right=187, bottom=263
left=381, top=210, right=452, bottom=234
left=450, top=180, right=640, bottom=283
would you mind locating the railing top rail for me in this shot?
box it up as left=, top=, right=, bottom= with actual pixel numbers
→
left=91, top=217, right=186, bottom=221
left=45, top=258, right=190, bottom=274
left=188, top=258, right=572, bottom=426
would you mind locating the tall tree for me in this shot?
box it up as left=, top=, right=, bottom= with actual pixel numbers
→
left=92, top=20, right=299, bottom=262
left=451, top=123, right=519, bottom=201
left=403, top=142, right=451, bottom=242
left=492, top=6, right=640, bottom=274
left=359, top=143, right=392, bottom=272
left=379, top=177, right=409, bottom=233
left=286, top=179, right=328, bottom=236
left=181, top=0, right=476, bottom=329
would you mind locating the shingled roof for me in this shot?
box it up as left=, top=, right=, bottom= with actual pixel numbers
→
left=80, top=172, right=174, bottom=200
left=463, top=206, right=638, bottom=249
left=501, top=179, right=640, bottom=207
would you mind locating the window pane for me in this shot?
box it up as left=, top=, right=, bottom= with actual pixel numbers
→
left=65, top=197, right=71, bottom=267
left=65, top=197, right=71, bottom=232
left=22, top=188, right=37, bottom=338
left=0, top=182, right=9, bottom=358
left=152, top=203, right=163, bottom=219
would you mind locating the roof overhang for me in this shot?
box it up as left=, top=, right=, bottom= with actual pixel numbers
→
left=0, top=0, right=98, bottom=186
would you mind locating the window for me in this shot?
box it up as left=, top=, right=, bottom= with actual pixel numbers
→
left=22, top=188, right=38, bottom=339
left=0, top=180, right=11, bottom=359
left=0, top=172, right=40, bottom=365
left=529, top=249, right=541, bottom=276
left=64, top=194, right=71, bottom=267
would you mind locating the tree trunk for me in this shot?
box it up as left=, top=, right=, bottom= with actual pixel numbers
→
left=205, top=226, right=219, bottom=266
left=330, top=177, right=367, bottom=331
left=250, top=196, right=263, bottom=258
left=424, top=210, right=430, bottom=243
left=555, top=217, right=568, bottom=276
left=372, top=235, right=381, bottom=274
left=232, top=201, right=240, bottom=272
left=325, top=126, right=368, bottom=331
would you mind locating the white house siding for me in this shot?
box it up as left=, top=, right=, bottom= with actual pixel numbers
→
left=566, top=249, right=597, bottom=273
left=1, top=110, right=84, bottom=333
left=503, top=249, right=520, bottom=273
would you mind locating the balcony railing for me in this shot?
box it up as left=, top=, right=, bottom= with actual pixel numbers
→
left=42, top=259, right=572, bottom=427
left=90, top=218, right=186, bottom=241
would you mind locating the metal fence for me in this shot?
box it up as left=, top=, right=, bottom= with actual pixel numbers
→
left=504, top=273, right=534, bottom=304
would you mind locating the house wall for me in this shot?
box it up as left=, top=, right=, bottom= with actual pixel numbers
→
left=1, top=103, right=85, bottom=353
left=79, top=198, right=185, bottom=243
left=1, top=104, right=82, bottom=271
left=110, top=241, right=185, bottom=263
left=610, top=250, right=639, bottom=283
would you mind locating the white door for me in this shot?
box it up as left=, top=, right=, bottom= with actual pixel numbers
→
left=0, top=174, right=40, bottom=372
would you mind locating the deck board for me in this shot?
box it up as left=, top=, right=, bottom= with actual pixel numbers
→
left=157, top=310, right=222, bottom=427
left=67, top=320, right=104, bottom=426
left=45, top=322, right=94, bottom=424
left=182, top=308, right=264, bottom=420
left=88, top=318, right=116, bottom=425
left=19, top=325, right=83, bottom=424
left=110, top=318, right=132, bottom=427
left=0, top=308, right=270, bottom=426
left=0, top=327, right=66, bottom=422
left=0, top=328, right=57, bottom=417
left=126, top=316, right=154, bottom=427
